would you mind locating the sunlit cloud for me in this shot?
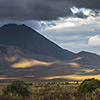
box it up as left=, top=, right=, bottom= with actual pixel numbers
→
left=88, top=35, right=100, bottom=46
left=38, top=15, right=100, bottom=55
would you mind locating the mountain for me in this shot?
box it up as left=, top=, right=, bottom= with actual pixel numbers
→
left=0, top=24, right=76, bottom=79
left=0, top=24, right=100, bottom=82
left=76, top=51, right=100, bottom=69
left=0, top=24, right=75, bottom=60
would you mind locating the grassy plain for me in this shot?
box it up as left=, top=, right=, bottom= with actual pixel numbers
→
left=1, top=73, right=100, bottom=83
left=0, top=81, right=100, bottom=100
left=1, top=73, right=100, bottom=100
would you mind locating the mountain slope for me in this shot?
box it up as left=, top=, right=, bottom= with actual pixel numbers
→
left=0, top=24, right=75, bottom=60
left=76, top=51, right=100, bottom=69
left=0, top=45, right=86, bottom=77
left=0, top=24, right=100, bottom=81
left=0, top=45, right=56, bottom=76
left=0, top=45, right=56, bottom=68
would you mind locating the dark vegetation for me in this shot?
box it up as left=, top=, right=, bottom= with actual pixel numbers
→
left=0, top=78, right=100, bottom=100
left=2, top=80, right=32, bottom=96
left=78, top=78, right=100, bottom=92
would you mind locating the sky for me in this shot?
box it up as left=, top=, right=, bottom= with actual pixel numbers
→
left=0, top=0, right=100, bottom=55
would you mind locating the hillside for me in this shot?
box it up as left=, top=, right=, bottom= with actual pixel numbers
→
left=0, top=24, right=75, bottom=60
left=0, top=24, right=100, bottom=82
left=76, top=51, right=100, bottom=69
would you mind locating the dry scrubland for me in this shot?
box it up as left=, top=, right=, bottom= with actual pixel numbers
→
left=0, top=79, right=100, bottom=100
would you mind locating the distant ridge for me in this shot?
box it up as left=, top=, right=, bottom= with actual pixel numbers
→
left=76, top=51, right=100, bottom=69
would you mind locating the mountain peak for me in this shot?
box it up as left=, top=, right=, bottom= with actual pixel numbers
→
left=0, top=23, right=75, bottom=60
left=78, top=51, right=98, bottom=56
left=1, top=23, right=30, bottom=30
left=1, top=23, right=26, bottom=27
left=1, top=23, right=20, bottom=28
left=0, top=23, right=38, bottom=37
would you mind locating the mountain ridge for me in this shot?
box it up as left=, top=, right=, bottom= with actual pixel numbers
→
left=0, top=24, right=100, bottom=81
left=0, top=23, right=75, bottom=60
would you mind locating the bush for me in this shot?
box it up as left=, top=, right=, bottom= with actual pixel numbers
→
left=3, top=80, right=31, bottom=96
left=76, top=81, right=79, bottom=85
left=25, top=82, right=33, bottom=86
left=78, top=78, right=100, bottom=92
left=65, top=82, right=69, bottom=85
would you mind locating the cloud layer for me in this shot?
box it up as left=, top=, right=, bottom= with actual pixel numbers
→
left=39, top=16, right=100, bottom=54
left=70, top=0, right=100, bottom=10
left=0, top=0, right=72, bottom=21
left=0, top=0, right=100, bottom=21
left=88, top=35, right=100, bottom=46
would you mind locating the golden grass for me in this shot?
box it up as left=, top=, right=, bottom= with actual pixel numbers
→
left=0, top=77, right=18, bottom=80
left=42, top=74, right=100, bottom=81
left=24, top=75, right=35, bottom=78
left=73, top=57, right=83, bottom=61
left=11, top=59, right=53, bottom=68
left=8, top=55, right=19, bottom=62
left=82, top=69, right=95, bottom=73
left=67, top=62, right=81, bottom=68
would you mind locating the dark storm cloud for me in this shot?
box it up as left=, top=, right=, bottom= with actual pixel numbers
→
left=40, top=21, right=56, bottom=29
left=74, top=11, right=88, bottom=18
left=0, top=0, right=72, bottom=21
left=89, top=10, right=100, bottom=17
left=1, top=0, right=100, bottom=22
left=70, top=0, right=100, bottom=10
left=69, top=0, right=100, bottom=17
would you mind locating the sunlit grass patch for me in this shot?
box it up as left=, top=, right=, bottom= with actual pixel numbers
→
left=0, top=77, right=18, bottom=80
left=11, top=59, right=53, bottom=68
left=42, top=74, right=100, bottom=81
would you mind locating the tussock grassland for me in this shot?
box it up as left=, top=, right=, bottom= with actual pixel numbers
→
left=0, top=80, right=100, bottom=100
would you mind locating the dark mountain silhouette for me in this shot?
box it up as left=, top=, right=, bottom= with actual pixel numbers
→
left=0, top=24, right=75, bottom=60
left=0, top=24, right=100, bottom=82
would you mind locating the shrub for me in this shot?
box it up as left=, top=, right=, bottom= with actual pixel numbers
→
left=25, top=82, right=33, bottom=86
left=78, top=78, right=100, bottom=92
left=2, top=80, right=31, bottom=96
left=61, top=82, right=64, bottom=85
left=76, top=81, right=79, bottom=85
left=65, top=82, right=69, bottom=85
